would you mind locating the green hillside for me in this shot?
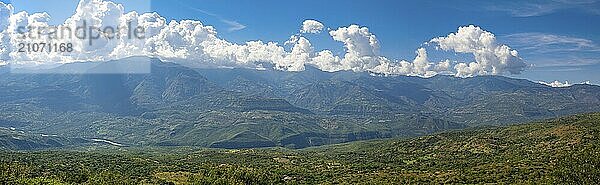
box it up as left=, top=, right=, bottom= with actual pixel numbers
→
left=1, top=113, right=599, bottom=184
left=0, top=128, right=90, bottom=150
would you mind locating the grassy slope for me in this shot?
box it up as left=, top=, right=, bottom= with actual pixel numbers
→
left=1, top=113, right=599, bottom=184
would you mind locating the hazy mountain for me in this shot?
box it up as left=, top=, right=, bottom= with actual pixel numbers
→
left=0, top=57, right=599, bottom=149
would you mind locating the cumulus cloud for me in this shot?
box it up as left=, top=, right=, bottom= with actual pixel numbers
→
left=368, top=48, right=450, bottom=77
left=327, top=25, right=380, bottom=71
left=429, top=25, right=528, bottom=77
left=300, top=20, right=324, bottom=34
left=0, top=0, right=524, bottom=79
left=304, top=25, right=449, bottom=77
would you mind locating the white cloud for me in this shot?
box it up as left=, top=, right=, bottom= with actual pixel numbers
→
left=501, top=33, right=600, bottom=69
left=305, top=25, right=447, bottom=77
left=538, top=80, right=596, bottom=87
left=429, top=25, right=528, bottom=77
left=327, top=24, right=380, bottom=71
left=503, top=33, right=600, bottom=53
left=283, top=36, right=312, bottom=71
left=310, top=50, right=342, bottom=72
left=1, top=0, right=304, bottom=71
left=300, top=20, right=324, bottom=34
left=539, top=80, right=572, bottom=87
left=0, top=2, right=13, bottom=64
left=174, top=1, right=246, bottom=33
left=222, top=20, right=246, bottom=32
left=487, top=0, right=600, bottom=17
left=0, top=0, right=523, bottom=79
left=0, top=2, right=12, bottom=30
left=368, top=48, right=450, bottom=77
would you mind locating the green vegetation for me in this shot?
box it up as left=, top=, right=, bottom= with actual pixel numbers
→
left=1, top=113, right=599, bottom=184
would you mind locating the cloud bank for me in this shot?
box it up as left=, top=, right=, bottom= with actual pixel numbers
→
left=539, top=80, right=593, bottom=88
left=0, top=0, right=527, bottom=78
left=539, top=80, right=572, bottom=87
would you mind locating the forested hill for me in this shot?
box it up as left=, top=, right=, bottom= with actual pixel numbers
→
left=1, top=113, right=599, bottom=184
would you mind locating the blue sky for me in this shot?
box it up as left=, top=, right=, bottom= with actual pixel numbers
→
left=3, top=0, right=600, bottom=84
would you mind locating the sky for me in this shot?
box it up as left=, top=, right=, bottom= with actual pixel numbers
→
left=1, top=0, right=599, bottom=85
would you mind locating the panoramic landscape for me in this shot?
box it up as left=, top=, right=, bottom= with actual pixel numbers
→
left=1, top=0, right=599, bottom=184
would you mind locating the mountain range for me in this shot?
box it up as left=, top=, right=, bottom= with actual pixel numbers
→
left=1, top=57, right=599, bottom=149
left=2, top=112, right=599, bottom=183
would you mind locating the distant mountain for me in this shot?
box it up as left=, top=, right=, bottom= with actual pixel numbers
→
left=0, top=57, right=599, bottom=149
left=197, top=64, right=600, bottom=124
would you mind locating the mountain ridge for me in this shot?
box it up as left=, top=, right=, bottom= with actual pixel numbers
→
left=0, top=57, right=599, bottom=149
